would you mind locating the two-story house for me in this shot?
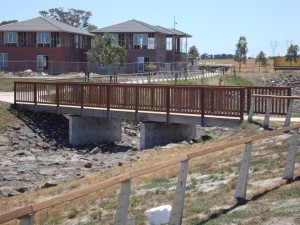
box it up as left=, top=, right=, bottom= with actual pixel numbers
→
left=0, top=17, right=93, bottom=74
left=92, top=19, right=191, bottom=73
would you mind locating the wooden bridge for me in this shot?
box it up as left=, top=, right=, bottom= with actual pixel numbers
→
left=14, top=82, right=291, bottom=119
left=0, top=81, right=298, bottom=224
left=13, top=82, right=291, bottom=148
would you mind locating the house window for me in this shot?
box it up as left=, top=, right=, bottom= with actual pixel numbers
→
left=148, top=33, right=155, bottom=49
left=137, top=57, right=149, bottom=72
left=111, top=34, right=118, bottom=44
left=66, top=54, right=70, bottom=67
left=4, top=32, right=17, bottom=43
left=0, top=53, right=8, bottom=68
left=166, top=37, right=172, bottom=51
left=74, top=35, right=82, bottom=48
left=134, top=34, right=147, bottom=49
left=37, top=55, right=48, bottom=70
left=37, top=32, right=50, bottom=44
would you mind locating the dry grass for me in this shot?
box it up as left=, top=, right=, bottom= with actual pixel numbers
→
left=2, top=118, right=299, bottom=224
left=1, top=70, right=300, bottom=224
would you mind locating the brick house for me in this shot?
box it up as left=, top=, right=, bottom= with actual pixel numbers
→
left=0, top=17, right=93, bottom=74
left=92, top=19, right=192, bottom=73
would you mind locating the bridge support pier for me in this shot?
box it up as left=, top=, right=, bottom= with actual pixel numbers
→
left=69, top=115, right=121, bottom=146
left=140, top=122, right=196, bottom=150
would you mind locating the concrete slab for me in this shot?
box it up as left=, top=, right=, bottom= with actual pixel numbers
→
left=0, top=92, right=14, bottom=103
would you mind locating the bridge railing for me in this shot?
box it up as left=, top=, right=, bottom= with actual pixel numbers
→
left=245, top=86, right=291, bottom=115
left=0, top=123, right=299, bottom=224
left=248, top=94, right=300, bottom=129
left=14, top=82, right=292, bottom=121
left=14, top=82, right=246, bottom=120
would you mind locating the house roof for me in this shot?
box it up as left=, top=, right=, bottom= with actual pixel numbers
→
left=0, top=17, right=94, bottom=36
left=92, top=19, right=192, bottom=37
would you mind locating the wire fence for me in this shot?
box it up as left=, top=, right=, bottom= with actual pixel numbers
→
left=0, top=60, right=198, bottom=75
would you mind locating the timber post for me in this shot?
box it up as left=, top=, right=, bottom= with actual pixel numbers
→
left=20, top=214, right=34, bottom=225
left=168, top=160, right=189, bottom=225
left=262, top=98, right=272, bottom=129
left=283, top=128, right=299, bottom=181
left=248, top=96, right=255, bottom=123
left=284, top=99, right=294, bottom=127
left=234, top=142, right=253, bottom=201
left=114, top=179, right=131, bottom=225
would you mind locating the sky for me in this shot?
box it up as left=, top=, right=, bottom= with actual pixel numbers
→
left=1, top=0, right=300, bottom=58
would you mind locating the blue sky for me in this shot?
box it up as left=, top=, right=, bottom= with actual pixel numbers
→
left=1, top=0, right=299, bottom=57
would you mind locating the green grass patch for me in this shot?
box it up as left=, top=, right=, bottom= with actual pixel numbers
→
left=227, top=75, right=253, bottom=86
left=99, top=199, right=118, bottom=210
left=141, top=178, right=172, bottom=190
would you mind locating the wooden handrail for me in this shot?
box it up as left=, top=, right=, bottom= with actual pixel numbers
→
left=251, top=94, right=300, bottom=100
left=1, top=123, right=299, bottom=224
left=14, top=82, right=246, bottom=118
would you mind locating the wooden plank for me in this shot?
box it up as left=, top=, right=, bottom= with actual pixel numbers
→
left=251, top=124, right=300, bottom=141
left=251, top=94, right=300, bottom=100
left=32, top=174, right=130, bottom=212
left=130, top=155, right=188, bottom=178
left=0, top=206, right=33, bottom=224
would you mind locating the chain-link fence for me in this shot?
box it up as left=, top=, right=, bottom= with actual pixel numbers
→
left=0, top=60, right=199, bottom=75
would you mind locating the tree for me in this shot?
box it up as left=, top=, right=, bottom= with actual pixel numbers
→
left=187, top=45, right=199, bottom=65
left=39, top=8, right=98, bottom=31
left=86, top=33, right=127, bottom=74
left=285, top=44, right=299, bottom=67
left=255, top=51, right=268, bottom=72
left=234, top=36, right=248, bottom=72
left=0, top=20, right=18, bottom=26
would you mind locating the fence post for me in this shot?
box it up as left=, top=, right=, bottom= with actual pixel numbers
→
left=283, top=128, right=299, bottom=181
left=248, top=96, right=255, bottom=122
left=135, top=87, right=139, bottom=122
left=168, top=159, right=189, bottom=225
left=107, top=85, right=111, bottom=119
left=20, top=214, right=34, bottom=225
left=284, top=99, right=294, bottom=127
left=114, top=179, right=131, bottom=225
left=14, top=82, right=17, bottom=106
left=33, top=83, right=37, bottom=112
left=240, top=89, right=245, bottom=121
left=166, top=87, right=170, bottom=124
left=262, top=97, right=272, bottom=129
left=234, top=142, right=253, bottom=201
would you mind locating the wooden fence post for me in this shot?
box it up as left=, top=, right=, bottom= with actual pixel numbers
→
left=283, top=128, right=299, bottom=181
left=284, top=99, right=294, bottom=127
left=262, top=98, right=272, bottom=129
left=248, top=97, right=255, bottom=122
left=114, top=179, right=131, bottom=225
left=234, top=142, right=253, bottom=201
left=20, top=214, right=34, bottom=225
left=168, top=160, right=189, bottom=225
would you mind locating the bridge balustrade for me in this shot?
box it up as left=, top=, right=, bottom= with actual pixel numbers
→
left=14, top=82, right=291, bottom=120
left=15, top=82, right=246, bottom=120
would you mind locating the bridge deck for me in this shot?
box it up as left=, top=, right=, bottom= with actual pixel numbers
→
left=13, top=82, right=291, bottom=125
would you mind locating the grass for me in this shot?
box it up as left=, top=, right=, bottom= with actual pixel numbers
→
left=0, top=109, right=299, bottom=225
left=1, top=71, right=300, bottom=224
left=226, top=74, right=253, bottom=86
left=0, top=102, right=20, bottom=132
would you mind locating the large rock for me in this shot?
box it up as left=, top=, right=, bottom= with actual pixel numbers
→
left=0, top=135, right=10, bottom=146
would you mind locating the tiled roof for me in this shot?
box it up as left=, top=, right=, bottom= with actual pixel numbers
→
left=0, top=17, right=94, bottom=36
left=92, top=19, right=192, bottom=37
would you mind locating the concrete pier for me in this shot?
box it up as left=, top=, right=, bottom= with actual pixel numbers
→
left=69, top=116, right=122, bottom=146
left=140, top=122, right=196, bottom=150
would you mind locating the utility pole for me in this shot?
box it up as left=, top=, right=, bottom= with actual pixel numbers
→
left=174, top=15, right=177, bottom=29
left=270, top=40, right=278, bottom=57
